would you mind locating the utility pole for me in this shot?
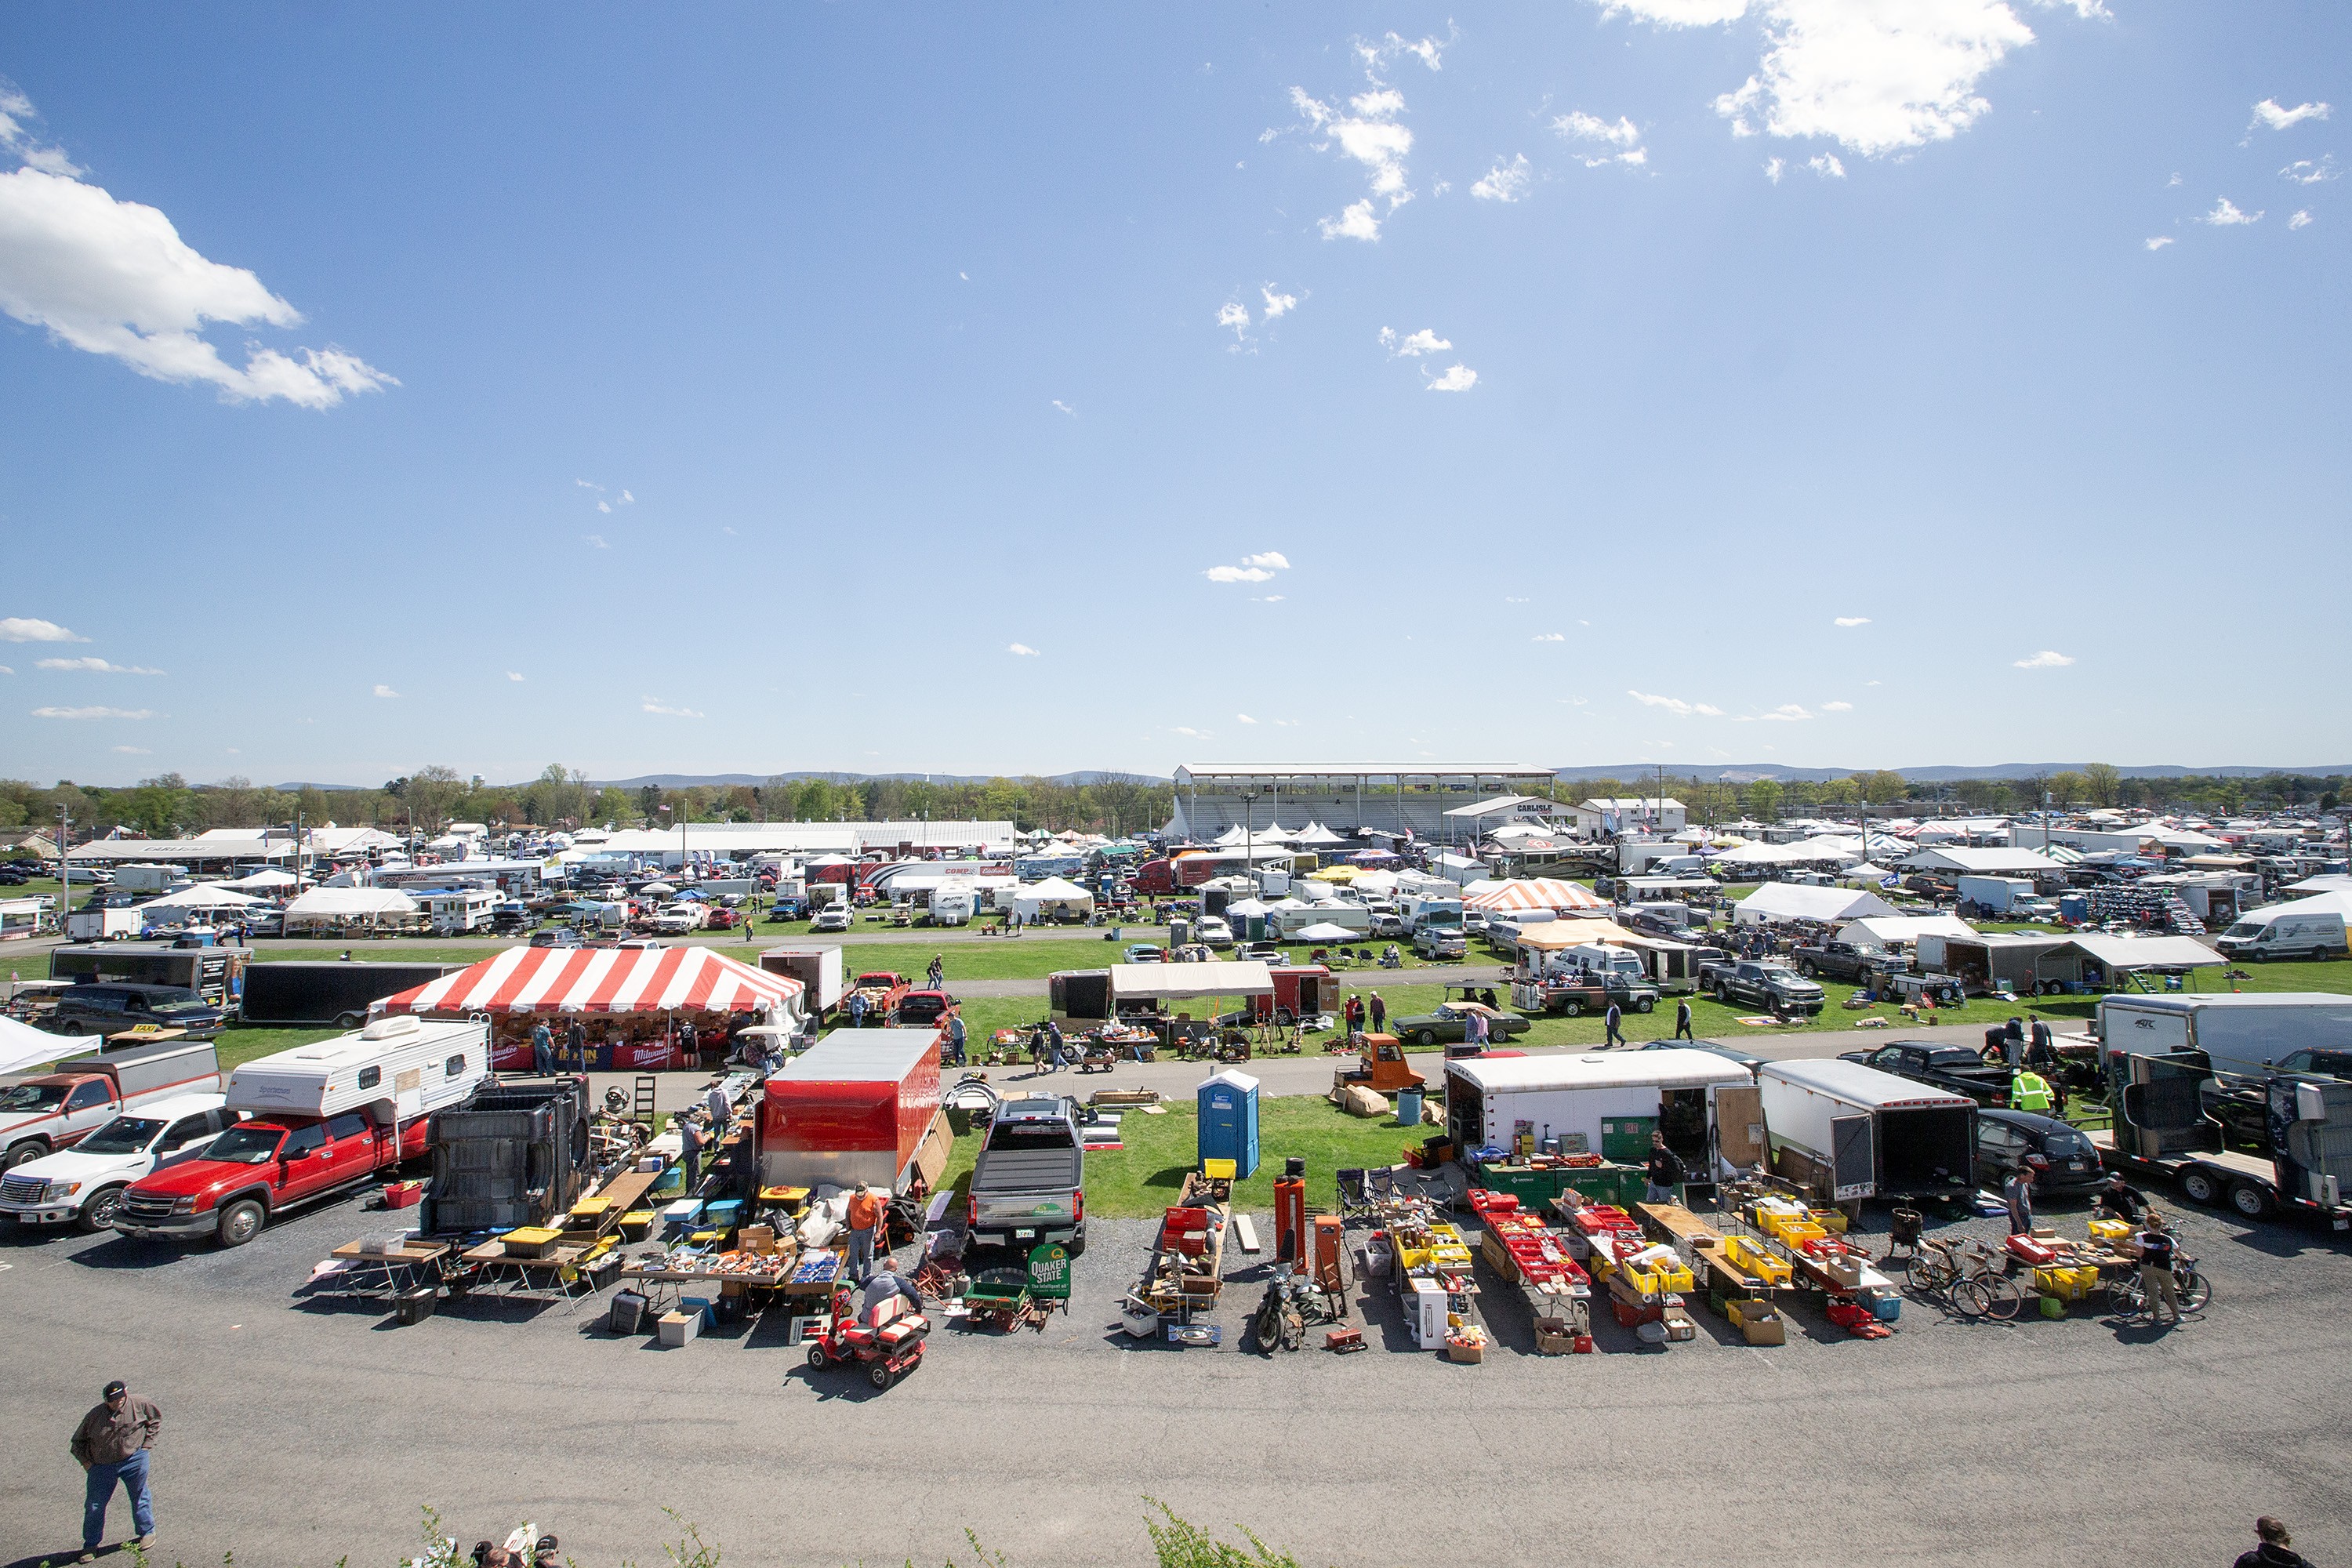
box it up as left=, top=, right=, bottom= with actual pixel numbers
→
left=56, top=804, right=71, bottom=921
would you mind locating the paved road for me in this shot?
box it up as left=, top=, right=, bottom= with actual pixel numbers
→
left=2, top=1165, right=2346, bottom=1566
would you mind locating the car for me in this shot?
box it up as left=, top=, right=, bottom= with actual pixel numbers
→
left=1123, top=944, right=1165, bottom=964
left=1369, top=912, right=1407, bottom=938
left=893, top=989, right=956, bottom=1027
left=1194, top=916, right=1236, bottom=949
left=46, top=984, right=225, bottom=1040
left=0, top=867, right=31, bottom=886
left=810, top=906, right=851, bottom=934
left=529, top=927, right=584, bottom=949
left=1711, top=960, right=1826, bottom=1017
left=614, top=938, right=671, bottom=950
left=1235, top=942, right=1287, bottom=964
left=1391, top=1002, right=1532, bottom=1049
left=1973, top=1108, right=2107, bottom=1197
left=0, top=1093, right=235, bottom=1232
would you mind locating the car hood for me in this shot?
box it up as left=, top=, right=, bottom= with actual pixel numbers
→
left=4, top=1147, right=147, bottom=1184
left=126, top=1157, right=267, bottom=1198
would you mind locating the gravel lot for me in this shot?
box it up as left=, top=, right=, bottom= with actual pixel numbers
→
left=4, top=1178, right=2350, bottom=1567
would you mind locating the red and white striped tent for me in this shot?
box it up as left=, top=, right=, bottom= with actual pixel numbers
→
left=379, top=946, right=802, bottom=1018
left=1463, top=877, right=1609, bottom=913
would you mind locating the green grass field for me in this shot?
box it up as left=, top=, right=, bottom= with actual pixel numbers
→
left=938, top=1097, right=1425, bottom=1219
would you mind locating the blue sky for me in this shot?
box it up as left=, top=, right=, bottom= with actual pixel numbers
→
left=0, top=3, right=2343, bottom=786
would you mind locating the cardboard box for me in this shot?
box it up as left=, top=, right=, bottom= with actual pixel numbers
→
left=1446, top=1337, right=1486, bottom=1363
left=1819, top=1254, right=1867, bottom=1290
left=657, top=1310, right=701, bottom=1347
left=1532, top=1315, right=1576, bottom=1356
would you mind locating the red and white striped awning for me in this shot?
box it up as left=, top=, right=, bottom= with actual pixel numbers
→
left=1463, top=877, right=1609, bottom=913
left=379, top=946, right=802, bottom=1017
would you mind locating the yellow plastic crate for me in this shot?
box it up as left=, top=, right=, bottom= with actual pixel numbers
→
left=2087, top=1218, right=2133, bottom=1243
left=2034, top=1265, right=2098, bottom=1301
left=1807, top=1207, right=1850, bottom=1234
left=570, top=1196, right=613, bottom=1218
left=1624, top=1260, right=1697, bottom=1296
left=1769, top=1218, right=1829, bottom=1250
left=1723, top=1234, right=1793, bottom=1287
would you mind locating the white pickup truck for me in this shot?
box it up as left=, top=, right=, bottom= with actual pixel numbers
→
left=0, top=1039, right=224, bottom=1171
left=0, top=1092, right=235, bottom=1232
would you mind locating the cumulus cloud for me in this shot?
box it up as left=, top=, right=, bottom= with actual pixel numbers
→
left=1809, top=153, right=1846, bottom=178
left=1533, top=633, right=1566, bottom=642
left=2144, top=236, right=2174, bottom=251
left=1319, top=198, right=1384, bottom=242
left=1260, top=284, right=1298, bottom=318
left=1380, top=327, right=1452, bottom=357
left=2013, top=649, right=2074, bottom=669
left=1171, top=726, right=1212, bottom=739
left=1552, top=112, right=1649, bottom=168
left=1764, top=156, right=1785, bottom=182
left=0, top=665, right=10, bottom=675
left=1426, top=365, right=1478, bottom=393
left=35, top=656, right=162, bottom=674
left=1236, top=713, right=1259, bottom=724
left=373, top=684, right=399, bottom=699
left=1007, top=643, right=1041, bottom=656
left=1629, top=689, right=1724, bottom=717
left=506, top=671, right=525, bottom=681
left=32, top=705, right=154, bottom=719
left=111, top=745, right=149, bottom=754
left=641, top=696, right=705, bottom=717
left=2281, top=156, right=2338, bottom=185
left=1472, top=154, right=1534, bottom=201
left=1356, top=30, right=1450, bottom=74
left=1287, top=37, right=1435, bottom=242
left=2252, top=99, right=2330, bottom=132
left=1241, top=551, right=1290, bottom=570
left=1216, top=299, right=1252, bottom=345
left=1051, top=399, right=1076, bottom=416
left=2201, top=197, right=2262, bottom=226
left=2289, top=209, right=2314, bottom=230
left=1821, top=699, right=1853, bottom=711
left=0, top=128, right=394, bottom=407
left=0, top=617, right=85, bottom=642
left=1205, top=565, right=1276, bottom=583
left=1833, top=615, right=1871, bottom=627
left=1753, top=703, right=1814, bottom=721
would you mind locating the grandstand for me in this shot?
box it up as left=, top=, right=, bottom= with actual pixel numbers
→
left=1167, top=763, right=1559, bottom=842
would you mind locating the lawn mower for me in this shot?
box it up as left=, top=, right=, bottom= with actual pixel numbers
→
left=803, top=1285, right=930, bottom=1390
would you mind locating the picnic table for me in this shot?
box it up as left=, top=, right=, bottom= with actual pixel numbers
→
left=318, top=1239, right=451, bottom=1301
left=459, top=1239, right=602, bottom=1306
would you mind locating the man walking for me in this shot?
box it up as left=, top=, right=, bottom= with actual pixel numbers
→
left=674, top=1109, right=705, bottom=1196
left=2132, top=1214, right=2183, bottom=1325
left=71, top=1378, right=159, bottom=1561
left=927, top=954, right=945, bottom=991
left=566, top=1018, right=587, bottom=1073
left=2004, top=1160, right=2038, bottom=1237
left=1673, top=999, right=1693, bottom=1041
left=1603, top=1001, right=1624, bottom=1049
left=848, top=989, right=870, bottom=1029
left=531, top=1019, right=554, bottom=1076
left=844, top=1181, right=885, bottom=1284
left=1368, top=992, right=1386, bottom=1035
left=945, top=1010, right=967, bottom=1067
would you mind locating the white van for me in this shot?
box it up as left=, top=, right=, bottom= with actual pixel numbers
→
left=2216, top=906, right=2350, bottom=962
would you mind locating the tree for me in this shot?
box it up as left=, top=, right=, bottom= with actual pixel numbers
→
left=2047, top=771, right=2089, bottom=809
left=1817, top=777, right=1858, bottom=808
left=2082, top=763, right=2121, bottom=808
left=405, top=765, right=464, bottom=833
left=1743, top=779, right=1783, bottom=820
left=1856, top=770, right=1909, bottom=806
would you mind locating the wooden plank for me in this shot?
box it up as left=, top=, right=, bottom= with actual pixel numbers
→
left=1234, top=1214, right=1261, bottom=1254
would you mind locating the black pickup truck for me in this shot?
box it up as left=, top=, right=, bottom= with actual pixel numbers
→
left=1708, top=960, right=1826, bottom=1017
left=1791, top=940, right=1907, bottom=986
left=1838, top=1041, right=2017, bottom=1107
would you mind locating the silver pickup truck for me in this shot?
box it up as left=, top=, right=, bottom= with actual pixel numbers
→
left=965, top=1094, right=1085, bottom=1256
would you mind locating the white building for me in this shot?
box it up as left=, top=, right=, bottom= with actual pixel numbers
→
left=1571, top=797, right=1686, bottom=837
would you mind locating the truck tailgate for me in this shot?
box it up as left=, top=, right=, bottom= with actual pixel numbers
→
left=970, top=1147, right=1080, bottom=1222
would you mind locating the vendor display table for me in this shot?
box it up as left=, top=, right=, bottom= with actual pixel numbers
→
left=460, top=1240, right=601, bottom=1306
left=319, top=1240, right=450, bottom=1301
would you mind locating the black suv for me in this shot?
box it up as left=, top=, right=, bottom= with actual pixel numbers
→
left=49, top=983, right=226, bottom=1040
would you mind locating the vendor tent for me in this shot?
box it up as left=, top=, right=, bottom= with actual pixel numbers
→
left=1835, top=913, right=1976, bottom=950
left=2063, top=935, right=2227, bottom=974
left=1010, top=877, right=1095, bottom=919
left=1108, top=960, right=1274, bottom=1001
left=1899, top=846, right=2065, bottom=877
left=1838, top=863, right=1896, bottom=887
left=0, top=1014, right=64, bottom=1076
left=1464, top=877, right=1608, bottom=913
left=1733, top=884, right=1900, bottom=926
left=216, top=868, right=299, bottom=892
left=381, top=945, right=803, bottom=1017
left=137, top=884, right=263, bottom=912
left=282, top=887, right=422, bottom=932
left=1510, top=919, right=1636, bottom=952
left=1292, top=922, right=1358, bottom=942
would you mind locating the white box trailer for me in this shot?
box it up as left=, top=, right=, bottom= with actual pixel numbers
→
left=65, top=906, right=143, bottom=942
left=928, top=884, right=975, bottom=926
left=1756, top=1059, right=1976, bottom=1204
left=2096, top=993, right=2352, bottom=1080
left=1269, top=903, right=1370, bottom=939
left=226, top=1014, right=489, bottom=1124
left=758, top=945, right=847, bottom=1013
left=1443, top=1048, right=1762, bottom=1171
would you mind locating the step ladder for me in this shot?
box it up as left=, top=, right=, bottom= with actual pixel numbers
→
left=632, top=1073, right=659, bottom=1129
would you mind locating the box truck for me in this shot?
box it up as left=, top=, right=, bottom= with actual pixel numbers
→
left=758, top=946, right=847, bottom=1014
left=2097, top=993, right=2352, bottom=1081
left=1756, top=1059, right=1976, bottom=1205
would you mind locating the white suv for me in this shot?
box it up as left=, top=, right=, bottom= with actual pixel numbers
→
left=0, top=1093, right=234, bottom=1233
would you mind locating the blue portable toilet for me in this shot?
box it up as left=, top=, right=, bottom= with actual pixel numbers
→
left=1196, top=1068, right=1261, bottom=1179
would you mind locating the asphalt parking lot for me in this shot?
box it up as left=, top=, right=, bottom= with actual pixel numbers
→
left=5, top=1176, right=2351, bottom=1568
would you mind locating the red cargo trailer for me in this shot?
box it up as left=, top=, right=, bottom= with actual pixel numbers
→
left=758, top=1027, right=946, bottom=1195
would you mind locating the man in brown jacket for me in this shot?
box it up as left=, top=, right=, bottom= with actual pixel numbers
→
left=70, top=1379, right=158, bottom=1560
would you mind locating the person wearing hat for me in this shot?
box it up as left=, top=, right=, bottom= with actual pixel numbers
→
left=844, top=1181, right=886, bottom=1284
left=70, top=1378, right=160, bottom=1560
left=2130, top=1212, right=2183, bottom=1324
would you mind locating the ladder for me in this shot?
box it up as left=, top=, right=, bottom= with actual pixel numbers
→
left=632, top=1073, right=659, bottom=1128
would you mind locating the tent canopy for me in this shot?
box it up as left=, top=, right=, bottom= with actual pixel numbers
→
left=1464, top=877, right=1607, bottom=913
left=1292, top=922, right=1357, bottom=942
left=382, top=946, right=802, bottom=1016
left=2065, top=935, right=2227, bottom=971
left=0, top=1014, right=65, bottom=1076
left=1109, top=960, right=1273, bottom=1000
left=1735, top=884, right=1900, bottom=925
left=216, top=869, right=299, bottom=891
left=139, top=884, right=263, bottom=910
left=1837, top=913, right=1977, bottom=949
left=285, top=887, right=419, bottom=920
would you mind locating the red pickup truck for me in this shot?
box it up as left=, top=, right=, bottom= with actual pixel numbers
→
left=114, top=1109, right=429, bottom=1247
left=851, top=971, right=909, bottom=1018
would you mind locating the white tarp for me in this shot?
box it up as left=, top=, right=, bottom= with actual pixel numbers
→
left=1734, top=884, right=1900, bottom=925
left=0, top=1014, right=65, bottom=1076
left=1109, top=960, right=1274, bottom=1000
left=216, top=868, right=299, bottom=891
left=2066, top=935, right=2227, bottom=971
left=138, top=884, right=263, bottom=912
left=1837, top=913, right=1977, bottom=949
left=284, top=887, right=420, bottom=921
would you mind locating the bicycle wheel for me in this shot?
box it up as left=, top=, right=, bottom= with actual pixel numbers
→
left=1905, top=1261, right=1954, bottom=1302
left=1971, top=1270, right=2025, bottom=1321
left=2179, top=1271, right=2212, bottom=1314
left=1949, top=1276, right=1993, bottom=1319
left=2105, top=1276, right=2145, bottom=1317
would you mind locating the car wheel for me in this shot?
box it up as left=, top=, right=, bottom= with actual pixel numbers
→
left=1067, top=1226, right=1086, bottom=1258
left=2230, top=1181, right=2274, bottom=1219
left=1635, top=997, right=1654, bottom=1014
left=2178, top=1168, right=2220, bottom=1205
left=336, top=1011, right=365, bottom=1029
left=1416, top=1029, right=1438, bottom=1047
left=1798, top=963, right=1816, bottom=979
left=3, top=1142, right=45, bottom=1170
left=1559, top=1000, right=1581, bottom=1018
left=805, top=1344, right=830, bottom=1370
left=216, top=1198, right=266, bottom=1247
left=78, top=1187, right=125, bottom=1233
left=59, top=1021, right=85, bottom=1036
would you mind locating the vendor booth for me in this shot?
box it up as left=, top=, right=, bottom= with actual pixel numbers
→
left=378, top=945, right=804, bottom=1070
left=1444, top=1048, right=1760, bottom=1177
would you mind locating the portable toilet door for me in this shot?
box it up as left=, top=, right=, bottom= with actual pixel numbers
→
left=1196, top=1068, right=1261, bottom=1179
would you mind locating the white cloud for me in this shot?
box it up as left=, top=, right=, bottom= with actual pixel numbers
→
left=0, top=665, right=10, bottom=674
left=1259, top=283, right=1298, bottom=318
left=1552, top=112, right=1649, bottom=168
left=2013, top=649, right=2074, bottom=669
left=34, top=656, right=162, bottom=673
left=641, top=696, right=705, bottom=717
left=1833, top=615, right=1871, bottom=627
left=1236, top=713, right=1259, bottom=724
left=2201, top=197, right=2262, bottom=226
left=584, top=533, right=609, bottom=550
left=0, top=154, right=394, bottom=406
left=1171, top=726, right=1211, bottom=739
left=2281, top=156, right=2339, bottom=186
left=2289, top=209, right=2314, bottom=230
left=1532, top=633, right=1566, bottom=642
left=1251, top=594, right=1286, bottom=603
left=2144, top=236, right=2174, bottom=251
left=1051, top=399, right=1076, bottom=416
left=1217, top=300, right=1252, bottom=343
left=1319, top=198, right=1383, bottom=242
left=1764, top=156, right=1785, bottom=182
left=1205, top=565, right=1276, bottom=583
left=1821, top=700, right=1853, bottom=711
left=2, top=617, right=85, bottom=642
left=1755, top=703, right=1814, bottom=721
left=1472, top=154, right=1534, bottom=201
left=1356, top=30, right=1450, bottom=74
left=0, top=78, right=80, bottom=176
left=1599, top=0, right=2049, bottom=156
left=1808, top=153, right=1846, bottom=178
left=1380, top=326, right=1453, bottom=357
left=506, top=671, right=525, bottom=681
left=111, top=745, right=149, bottom=754
left=372, top=684, right=399, bottom=699
left=2252, top=99, right=2331, bottom=132
left=1504, top=596, right=1529, bottom=604
left=1426, top=365, right=1478, bottom=393
left=1241, top=550, right=1290, bottom=570
left=1628, top=689, right=1724, bottom=717
left=32, top=705, right=154, bottom=719
left=1007, top=643, right=1041, bottom=656
left=597, top=499, right=612, bottom=514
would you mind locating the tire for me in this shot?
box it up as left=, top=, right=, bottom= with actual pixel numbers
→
left=1798, top=962, right=1817, bottom=979
left=1066, top=1226, right=1086, bottom=1258
left=216, top=1197, right=266, bottom=1247
left=2179, top=1271, right=2212, bottom=1313
left=2179, top=1168, right=2222, bottom=1205
left=335, top=1011, right=365, bottom=1029
left=1559, top=1000, right=1580, bottom=1018
left=1416, top=1029, right=1438, bottom=1047
left=1973, top=1271, right=2026, bottom=1321
left=1635, top=997, right=1654, bottom=1014
left=3, top=1141, right=45, bottom=1170
left=77, top=1187, right=125, bottom=1234
left=1274, top=1007, right=1296, bottom=1026
left=1949, top=1277, right=1992, bottom=1319
left=868, top=1361, right=893, bottom=1390
left=805, top=1344, right=830, bottom=1370
left=2229, top=1181, right=2274, bottom=1219
left=59, top=1021, right=85, bottom=1036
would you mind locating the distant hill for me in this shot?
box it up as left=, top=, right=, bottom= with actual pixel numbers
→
left=1552, top=763, right=2352, bottom=784
left=589, top=770, right=1167, bottom=789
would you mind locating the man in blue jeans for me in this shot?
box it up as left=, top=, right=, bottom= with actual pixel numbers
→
left=71, top=1378, right=159, bottom=1560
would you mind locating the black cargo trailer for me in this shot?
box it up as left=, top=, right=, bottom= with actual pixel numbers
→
left=238, top=961, right=464, bottom=1028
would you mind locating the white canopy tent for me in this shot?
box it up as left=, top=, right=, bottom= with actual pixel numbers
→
left=2066, top=935, right=2227, bottom=973
left=0, top=1014, right=66, bottom=1076
left=1835, top=913, right=1977, bottom=950
left=137, top=884, right=264, bottom=913
left=1733, top=884, right=1900, bottom=927
left=1109, top=960, right=1274, bottom=1000
left=1009, top=877, right=1094, bottom=920
left=1838, top=862, right=1897, bottom=887
left=216, top=868, right=299, bottom=892
left=283, top=887, right=423, bottom=932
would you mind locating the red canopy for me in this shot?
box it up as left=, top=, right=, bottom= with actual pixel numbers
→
left=379, top=946, right=800, bottom=1017
left=1464, top=878, right=1608, bottom=913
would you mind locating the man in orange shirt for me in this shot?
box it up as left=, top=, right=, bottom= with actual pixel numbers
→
left=844, top=1182, right=885, bottom=1283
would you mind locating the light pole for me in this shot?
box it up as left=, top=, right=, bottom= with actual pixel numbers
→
left=56, top=804, right=71, bottom=922
left=1240, top=789, right=1261, bottom=890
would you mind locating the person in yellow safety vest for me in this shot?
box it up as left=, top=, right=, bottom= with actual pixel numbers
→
left=2012, top=1069, right=2055, bottom=1113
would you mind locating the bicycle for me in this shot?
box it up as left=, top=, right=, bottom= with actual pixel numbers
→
left=1907, top=1236, right=2025, bottom=1321
left=2103, top=1253, right=2212, bottom=1319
